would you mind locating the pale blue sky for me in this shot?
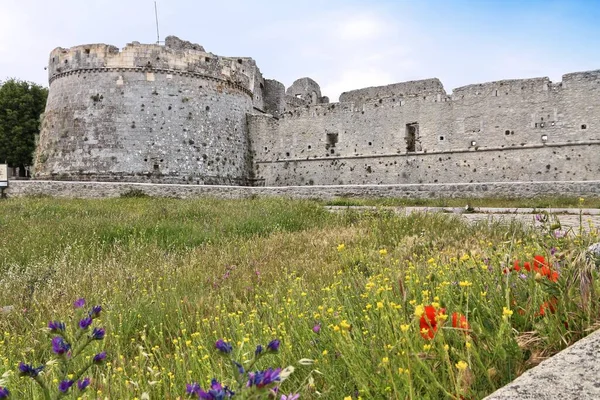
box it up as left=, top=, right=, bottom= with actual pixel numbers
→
left=1, top=0, right=599, bottom=100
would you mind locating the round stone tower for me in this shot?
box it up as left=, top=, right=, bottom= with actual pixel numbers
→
left=34, top=36, right=264, bottom=184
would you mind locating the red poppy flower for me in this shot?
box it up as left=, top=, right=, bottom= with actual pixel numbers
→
left=420, top=305, right=445, bottom=340
left=541, top=265, right=551, bottom=278
left=533, top=255, right=547, bottom=272
left=523, top=261, right=531, bottom=272
left=451, top=312, right=470, bottom=331
left=513, top=260, right=521, bottom=272
left=538, top=297, right=558, bottom=316
left=550, top=271, right=559, bottom=282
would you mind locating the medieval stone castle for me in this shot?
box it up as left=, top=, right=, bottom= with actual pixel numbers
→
left=33, top=36, right=600, bottom=187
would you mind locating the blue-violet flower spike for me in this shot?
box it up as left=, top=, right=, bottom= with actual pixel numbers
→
left=77, top=378, right=90, bottom=391
left=0, top=387, right=9, bottom=398
left=93, top=351, right=107, bottom=364
left=48, top=321, right=66, bottom=333
left=255, top=344, right=263, bottom=356
left=267, top=339, right=280, bottom=352
left=51, top=336, right=71, bottom=355
left=58, top=380, right=74, bottom=393
left=215, top=339, right=232, bottom=354
left=79, top=317, right=93, bottom=330
left=91, top=327, right=105, bottom=340
left=18, top=362, right=44, bottom=377
left=73, top=298, right=86, bottom=308
left=89, top=306, right=102, bottom=319
left=186, top=382, right=201, bottom=396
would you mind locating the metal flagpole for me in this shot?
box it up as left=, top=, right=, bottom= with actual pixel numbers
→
left=155, top=1, right=161, bottom=44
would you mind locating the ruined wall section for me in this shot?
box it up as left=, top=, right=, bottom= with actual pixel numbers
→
left=286, top=77, right=325, bottom=105
left=262, top=79, right=286, bottom=117
left=339, top=78, right=446, bottom=105
left=35, top=38, right=258, bottom=184
left=559, top=71, right=600, bottom=143
left=250, top=70, right=600, bottom=186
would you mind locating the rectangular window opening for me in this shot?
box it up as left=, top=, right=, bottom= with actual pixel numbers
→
left=405, top=123, right=419, bottom=152
left=326, top=132, right=338, bottom=148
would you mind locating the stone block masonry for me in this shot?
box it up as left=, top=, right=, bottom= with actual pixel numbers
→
left=5, top=180, right=600, bottom=200
left=32, top=36, right=600, bottom=191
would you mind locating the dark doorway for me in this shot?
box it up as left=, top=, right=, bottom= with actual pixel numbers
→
left=405, top=123, right=419, bottom=152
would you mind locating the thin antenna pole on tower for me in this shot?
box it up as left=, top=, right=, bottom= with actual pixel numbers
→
left=154, top=1, right=161, bottom=44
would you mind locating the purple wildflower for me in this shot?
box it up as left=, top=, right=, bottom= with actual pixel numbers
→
left=77, top=377, right=91, bottom=391
left=89, top=305, right=102, bottom=319
left=51, top=336, right=71, bottom=355
left=186, top=382, right=201, bottom=396
left=553, top=230, right=566, bottom=239
left=519, top=273, right=528, bottom=280
left=0, top=387, right=9, bottom=399
left=281, top=394, right=300, bottom=400
left=18, top=362, right=44, bottom=377
left=48, top=321, right=65, bottom=333
left=79, top=317, right=93, bottom=330
left=312, top=324, right=321, bottom=333
left=551, top=247, right=558, bottom=255
left=247, top=368, right=281, bottom=388
left=58, top=380, right=74, bottom=393
left=91, top=327, right=105, bottom=340
left=93, top=351, right=106, bottom=364
left=186, top=379, right=234, bottom=399
left=267, top=339, right=280, bottom=352
left=74, top=298, right=86, bottom=308
left=215, top=339, right=232, bottom=354
left=255, top=344, right=263, bottom=356
left=234, top=361, right=245, bottom=374
left=535, top=214, right=542, bottom=222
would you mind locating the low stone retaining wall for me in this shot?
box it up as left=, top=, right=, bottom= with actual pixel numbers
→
left=3, top=180, right=600, bottom=200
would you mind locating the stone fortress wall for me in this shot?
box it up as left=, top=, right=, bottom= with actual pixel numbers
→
left=35, top=36, right=280, bottom=184
left=251, top=71, right=600, bottom=186
left=33, top=36, right=600, bottom=188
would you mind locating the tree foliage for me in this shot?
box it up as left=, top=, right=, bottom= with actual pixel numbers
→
left=0, top=79, right=48, bottom=168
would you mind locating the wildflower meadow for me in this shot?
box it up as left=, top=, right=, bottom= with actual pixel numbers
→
left=0, top=197, right=598, bottom=399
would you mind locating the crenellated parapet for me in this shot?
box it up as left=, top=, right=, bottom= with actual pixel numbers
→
left=47, top=36, right=259, bottom=95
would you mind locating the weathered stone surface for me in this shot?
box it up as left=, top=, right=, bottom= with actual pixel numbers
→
left=33, top=37, right=600, bottom=188
left=5, top=180, right=600, bottom=200
left=484, top=328, right=600, bottom=399
left=34, top=38, right=264, bottom=185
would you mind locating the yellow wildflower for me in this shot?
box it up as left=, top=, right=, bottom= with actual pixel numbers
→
left=456, top=361, right=468, bottom=371
left=414, top=304, right=425, bottom=317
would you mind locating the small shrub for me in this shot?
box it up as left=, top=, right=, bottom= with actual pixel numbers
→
left=120, top=188, right=149, bottom=198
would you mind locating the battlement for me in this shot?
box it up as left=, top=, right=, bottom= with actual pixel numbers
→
left=339, top=78, right=446, bottom=104
left=47, top=36, right=260, bottom=92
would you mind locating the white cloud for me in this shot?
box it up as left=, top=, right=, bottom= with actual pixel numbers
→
left=335, top=15, right=388, bottom=41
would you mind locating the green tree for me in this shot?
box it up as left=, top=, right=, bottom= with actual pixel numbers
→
left=0, top=79, right=48, bottom=174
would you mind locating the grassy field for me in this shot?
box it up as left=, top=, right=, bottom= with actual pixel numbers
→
left=324, top=196, right=600, bottom=209
left=0, top=197, right=599, bottom=399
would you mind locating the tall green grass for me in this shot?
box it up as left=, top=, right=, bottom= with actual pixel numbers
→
left=0, top=198, right=598, bottom=399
